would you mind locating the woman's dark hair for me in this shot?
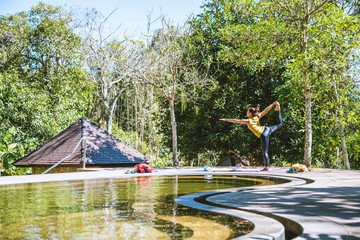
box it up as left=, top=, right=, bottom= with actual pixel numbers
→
left=248, top=107, right=260, bottom=117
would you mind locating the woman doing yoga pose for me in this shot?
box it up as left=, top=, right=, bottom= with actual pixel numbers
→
left=220, top=102, right=283, bottom=171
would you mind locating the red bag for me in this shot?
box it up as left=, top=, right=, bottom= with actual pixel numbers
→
left=135, top=163, right=153, bottom=173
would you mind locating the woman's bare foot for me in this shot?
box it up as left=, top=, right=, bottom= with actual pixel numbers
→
left=260, top=166, right=269, bottom=171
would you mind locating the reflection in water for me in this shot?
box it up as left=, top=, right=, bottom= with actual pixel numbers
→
left=157, top=215, right=232, bottom=240
left=0, top=175, right=286, bottom=239
left=137, top=176, right=153, bottom=186
left=204, top=175, right=213, bottom=180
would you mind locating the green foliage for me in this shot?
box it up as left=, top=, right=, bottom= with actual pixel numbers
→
left=200, top=0, right=360, bottom=168
left=0, top=3, right=94, bottom=148
left=111, top=123, right=150, bottom=158
left=1, top=1, right=359, bottom=173
left=0, top=127, right=32, bottom=175
left=112, top=83, right=173, bottom=166
left=275, top=2, right=360, bottom=168
left=168, top=1, right=291, bottom=166
left=0, top=3, right=94, bottom=173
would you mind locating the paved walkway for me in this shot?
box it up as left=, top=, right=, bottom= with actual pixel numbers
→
left=206, top=168, right=360, bottom=239
left=1, top=167, right=359, bottom=239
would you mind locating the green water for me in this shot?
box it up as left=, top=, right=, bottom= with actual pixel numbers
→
left=0, top=175, right=282, bottom=239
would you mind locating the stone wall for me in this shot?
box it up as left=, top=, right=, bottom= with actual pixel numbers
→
left=32, top=167, right=79, bottom=174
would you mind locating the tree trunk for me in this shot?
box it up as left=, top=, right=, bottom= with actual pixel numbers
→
left=169, top=99, right=179, bottom=166
left=304, top=82, right=312, bottom=167
left=107, top=110, right=113, bottom=134
left=148, top=86, right=154, bottom=159
left=106, top=97, right=117, bottom=134
left=332, top=78, right=350, bottom=170
left=106, top=82, right=131, bottom=135
left=302, top=7, right=312, bottom=168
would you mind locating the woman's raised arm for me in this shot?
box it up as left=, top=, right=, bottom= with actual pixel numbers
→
left=259, top=102, right=278, bottom=119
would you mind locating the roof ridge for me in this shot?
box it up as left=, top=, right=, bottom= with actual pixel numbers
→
left=81, top=117, right=88, bottom=139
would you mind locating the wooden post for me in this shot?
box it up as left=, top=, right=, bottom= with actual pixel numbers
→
left=82, top=137, right=87, bottom=169
left=82, top=117, right=87, bottom=169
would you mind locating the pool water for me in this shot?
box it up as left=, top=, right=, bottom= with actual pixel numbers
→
left=0, top=175, right=282, bottom=239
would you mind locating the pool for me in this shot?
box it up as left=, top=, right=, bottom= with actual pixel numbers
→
left=0, top=175, right=284, bottom=239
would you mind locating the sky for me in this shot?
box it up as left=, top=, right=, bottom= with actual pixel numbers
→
left=0, top=0, right=206, bottom=37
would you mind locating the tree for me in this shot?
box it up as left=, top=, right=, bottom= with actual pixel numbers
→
left=133, top=18, right=211, bottom=166
left=0, top=3, right=93, bottom=144
left=308, top=9, right=360, bottom=169
left=174, top=1, right=290, bottom=167
left=216, top=0, right=359, bottom=167
left=81, top=8, right=138, bottom=133
left=0, top=127, right=19, bottom=176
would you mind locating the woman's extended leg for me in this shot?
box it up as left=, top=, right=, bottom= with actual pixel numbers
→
left=268, top=110, right=283, bottom=134
left=260, top=128, right=270, bottom=168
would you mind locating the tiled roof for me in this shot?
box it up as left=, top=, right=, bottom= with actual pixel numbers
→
left=13, top=118, right=149, bottom=167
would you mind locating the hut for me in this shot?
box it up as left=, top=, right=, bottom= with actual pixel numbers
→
left=13, top=118, right=149, bottom=174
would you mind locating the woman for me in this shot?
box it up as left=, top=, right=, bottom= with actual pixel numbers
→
left=220, top=102, right=283, bottom=171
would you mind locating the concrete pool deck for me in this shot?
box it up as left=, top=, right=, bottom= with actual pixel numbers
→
left=206, top=168, right=360, bottom=240
left=1, top=167, right=359, bottom=239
